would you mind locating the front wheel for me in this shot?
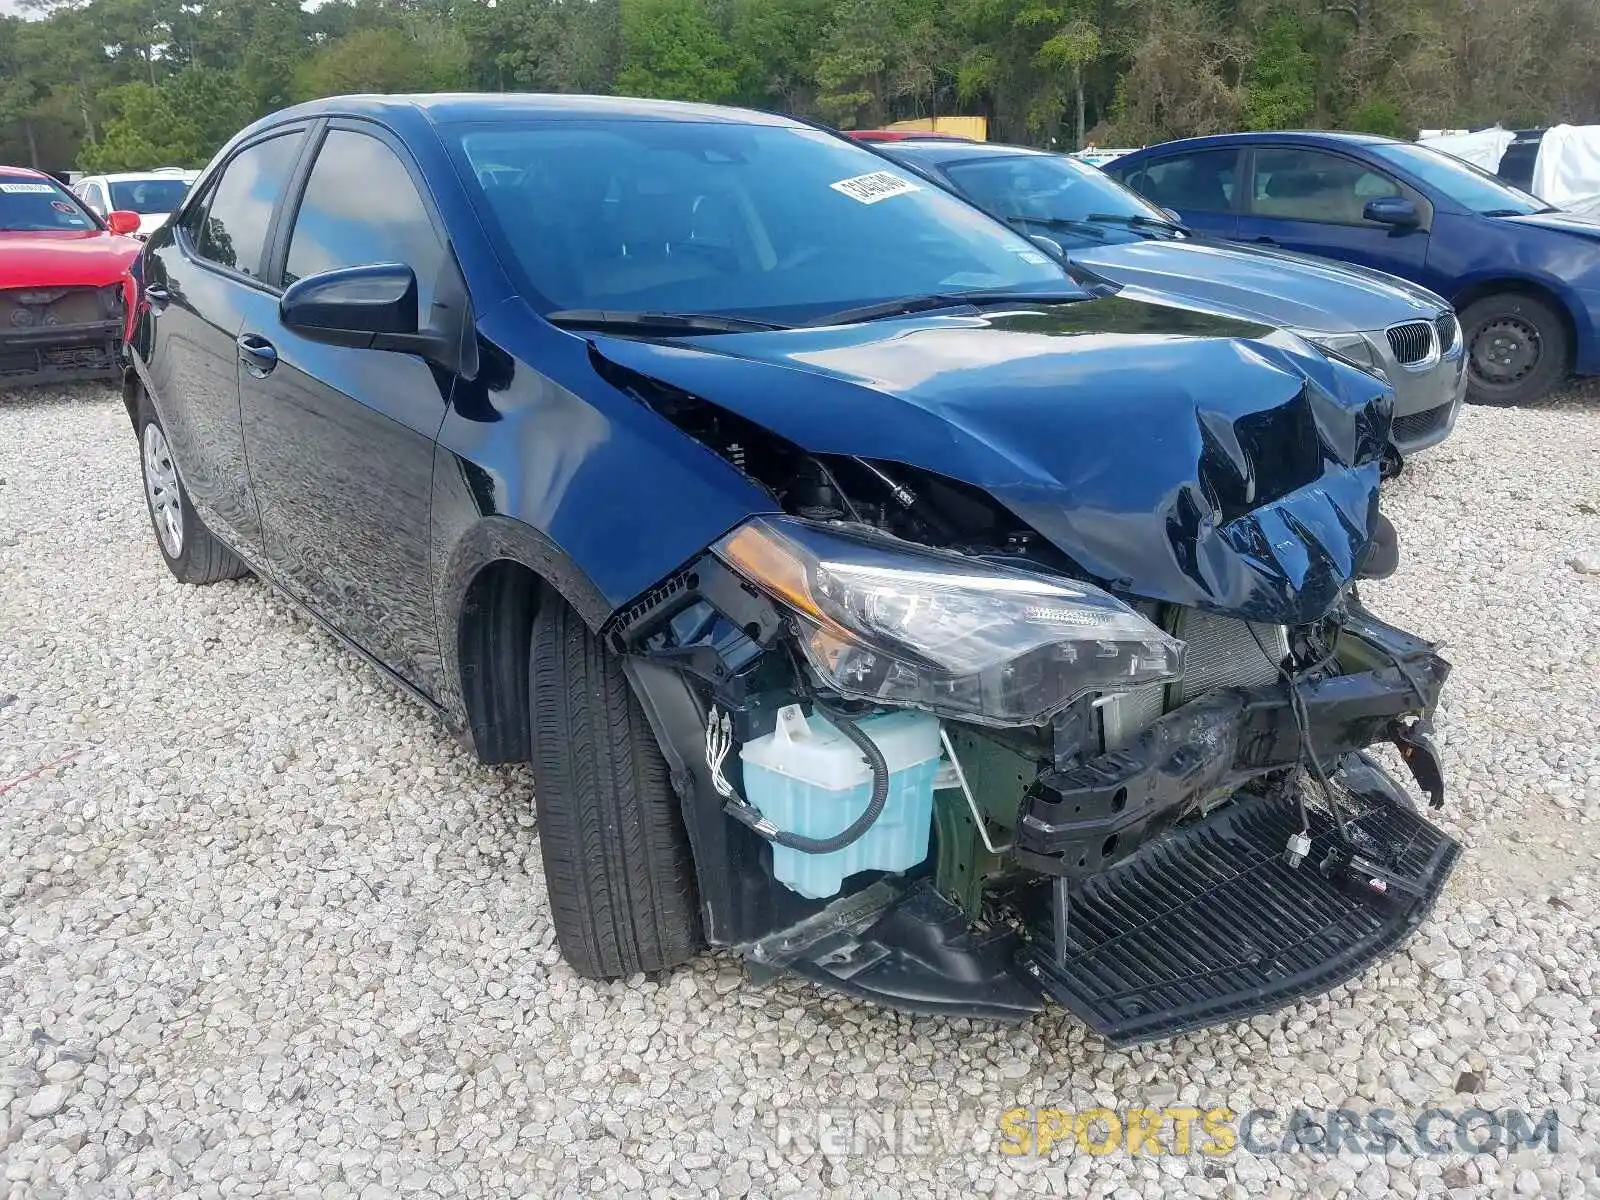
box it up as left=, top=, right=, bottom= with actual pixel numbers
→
left=527, top=595, right=702, bottom=978
left=138, top=411, right=249, bottom=584
left=1460, top=293, right=1570, bottom=406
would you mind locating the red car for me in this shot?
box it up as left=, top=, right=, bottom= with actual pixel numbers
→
left=1, top=166, right=143, bottom=388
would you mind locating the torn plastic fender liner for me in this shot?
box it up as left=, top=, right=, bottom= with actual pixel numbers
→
left=1014, top=635, right=1450, bottom=879
left=587, top=295, right=1396, bottom=626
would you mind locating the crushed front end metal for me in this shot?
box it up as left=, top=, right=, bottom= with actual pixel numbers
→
left=606, top=298, right=1458, bottom=1042
left=1, top=285, right=126, bottom=386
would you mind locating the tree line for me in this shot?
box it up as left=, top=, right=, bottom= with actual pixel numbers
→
left=1, top=0, right=1596, bottom=174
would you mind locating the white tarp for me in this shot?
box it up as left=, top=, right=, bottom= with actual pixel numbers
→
left=1416, top=126, right=1516, bottom=173
left=1529, top=124, right=1600, bottom=206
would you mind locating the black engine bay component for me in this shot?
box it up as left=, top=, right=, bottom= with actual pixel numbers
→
left=1012, top=638, right=1449, bottom=879
left=1020, top=766, right=1459, bottom=1046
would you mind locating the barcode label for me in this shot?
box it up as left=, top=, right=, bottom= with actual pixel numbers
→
left=830, top=171, right=920, bottom=204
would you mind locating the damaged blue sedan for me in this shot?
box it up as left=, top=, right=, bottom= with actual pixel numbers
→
left=125, top=94, right=1457, bottom=1045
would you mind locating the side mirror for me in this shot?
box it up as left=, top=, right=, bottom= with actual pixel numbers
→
left=106, top=210, right=141, bottom=236
left=1364, top=196, right=1419, bottom=228
left=280, top=262, right=466, bottom=370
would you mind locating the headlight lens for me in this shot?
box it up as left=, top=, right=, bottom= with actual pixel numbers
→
left=713, top=517, right=1185, bottom=726
left=1298, top=330, right=1389, bottom=382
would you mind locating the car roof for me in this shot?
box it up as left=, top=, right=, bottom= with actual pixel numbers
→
left=262, top=92, right=808, bottom=130
left=1114, top=130, right=1403, bottom=164
left=0, top=165, right=57, bottom=182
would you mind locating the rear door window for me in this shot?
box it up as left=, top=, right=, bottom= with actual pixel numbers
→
left=190, top=133, right=304, bottom=278
left=1126, top=151, right=1238, bottom=212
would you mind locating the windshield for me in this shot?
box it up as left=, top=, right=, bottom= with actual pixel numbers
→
left=452, top=121, right=1077, bottom=323
left=109, top=178, right=191, bottom=215
left=1368, top=142, right=1548, bottom=216
left=941, top=152, right=1178, bottom=247
left=0, top=179, right=96, bottom=232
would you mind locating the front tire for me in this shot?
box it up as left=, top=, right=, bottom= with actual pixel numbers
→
left=1460, top=292, right=1569, bottom=406
left=528, top=595, right=702, bottom=978
left=138, top=410, right=249, bottom=585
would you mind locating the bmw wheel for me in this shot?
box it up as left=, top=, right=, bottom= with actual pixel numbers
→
left=1460, top=293, right=1570, bottom=406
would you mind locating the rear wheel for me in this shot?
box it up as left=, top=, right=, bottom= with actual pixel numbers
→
left=527, top=594, right=702, bottom=978
left=138, top=411, right=249, bottom=585
left=1460, top=292, right=1569, bottom=406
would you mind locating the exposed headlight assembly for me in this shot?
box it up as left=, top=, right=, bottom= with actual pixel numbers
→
left=1297, top=330, right=1389, bottom=383
left=713, top=517, right=1185, bottom=726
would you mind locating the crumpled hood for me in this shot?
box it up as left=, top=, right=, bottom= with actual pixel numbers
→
left=0, top=229, right=141, bottom=289
left=1076, top=238, right=1449, bottom=332
left=592, top=295, right=1394, bottom=625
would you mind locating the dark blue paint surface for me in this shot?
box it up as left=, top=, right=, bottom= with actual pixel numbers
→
left=133, top=96, right=1395, bottom=729
left=589, top=298, right=1392, bottom=624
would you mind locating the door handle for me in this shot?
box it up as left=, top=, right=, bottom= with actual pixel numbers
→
left=144, top=285, right=170, bottom=313
left=237, top=333, right=279, bottom=378
left=1253, top=236, right=1278, bottom=246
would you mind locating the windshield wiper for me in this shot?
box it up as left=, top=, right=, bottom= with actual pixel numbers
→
left=1018, top=216, right=1111, bottom=240
left=545, top=309, right=788, bottom=334
left=804, top=289, right=1084, bottom=328
left=1086, top=212, right=1188, bottom=235
left=1478, top=207, right=1562, bottom=218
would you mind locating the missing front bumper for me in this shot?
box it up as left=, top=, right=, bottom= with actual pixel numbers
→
left=1021, top=778, right=1459, bottom=1045
left=735, top=604, right=1454, bottom=1040
left=0, top=330, right=123, bottom=387
left=745, top=757, right=1458, bottom=1044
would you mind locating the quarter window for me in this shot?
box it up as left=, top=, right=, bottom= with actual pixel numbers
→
left=192, top=133, right=303, bottom=277
left=285, top=130, right=443, bottom=313
left=1127, top=151, right=1237, bottom=213
left=1250, top=148, right=1401, bottom=224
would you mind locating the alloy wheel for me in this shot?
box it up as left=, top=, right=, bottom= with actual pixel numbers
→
left=142, top=422, right=184, bottom=559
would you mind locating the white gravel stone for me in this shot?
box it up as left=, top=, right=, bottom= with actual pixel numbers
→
left=2, top=382, right=1598, bottom=1197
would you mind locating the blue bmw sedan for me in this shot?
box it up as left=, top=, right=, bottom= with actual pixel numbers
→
left=123, top=95, right=1458, bottom=1044
left=1107, top=131, right=1600, bottom=405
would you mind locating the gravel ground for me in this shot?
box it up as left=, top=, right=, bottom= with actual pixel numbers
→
left=2, top=381, right=1598, bottom=1200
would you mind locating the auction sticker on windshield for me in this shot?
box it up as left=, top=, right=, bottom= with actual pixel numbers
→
left=831, top=171, right=921, bottom=204
left=0, top=182, right=59, bottom=194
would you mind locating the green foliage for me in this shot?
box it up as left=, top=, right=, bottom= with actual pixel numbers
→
left=292, top=26, right=469, bottom=101
left=77, top=82, right=204, bottom=173
left=1345, top=99, right=1409, bottom=138
left=0, top=0, right=1595, bottom=173
left=617, top=0, right=739, bottom=102
left=1242, top=15, right=1315, bottom=130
